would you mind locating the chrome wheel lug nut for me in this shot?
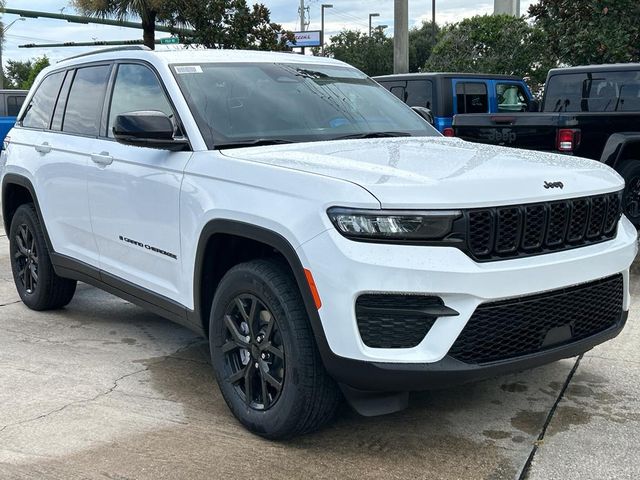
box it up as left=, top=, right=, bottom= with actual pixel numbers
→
left=261, top=353, right=267, bottom=360
left=254, top=362, right=259, bottom=369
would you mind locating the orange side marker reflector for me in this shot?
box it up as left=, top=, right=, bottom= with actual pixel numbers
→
left=304, top=269, right=322, bottom=310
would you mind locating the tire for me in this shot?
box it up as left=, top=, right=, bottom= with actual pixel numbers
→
left=209, top=258, right=341, bottom=439
left=9, top=204, right=77, bottom=310
left=618, top=159, right=640, bottom=228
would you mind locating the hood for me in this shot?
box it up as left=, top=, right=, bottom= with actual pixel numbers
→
left=220, top=137, right=624, bottom=209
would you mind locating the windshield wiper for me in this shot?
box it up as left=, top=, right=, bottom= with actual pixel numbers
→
left=216, top=139, right=296, bottom=150
left=332, top=131, right=412, bottom=141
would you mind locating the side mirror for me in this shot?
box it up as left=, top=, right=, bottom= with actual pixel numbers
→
left=411, top=106, right=434, bottom=125
left=528, top=99, right=540, bottom=113
left=113, top=111, right=189, bottom=151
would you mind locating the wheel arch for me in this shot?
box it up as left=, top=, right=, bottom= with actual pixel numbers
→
left=191, top=219, right=332, bottom=355
left=600, top=133, right=640, bottom=170
left=1, top=174, right=52, bottom=250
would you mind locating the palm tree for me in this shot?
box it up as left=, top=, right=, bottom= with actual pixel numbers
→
left=73, top=0, right=167, bottom=50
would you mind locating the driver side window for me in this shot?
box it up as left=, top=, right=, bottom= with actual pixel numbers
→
left=108, top=63, right=174, bottom=138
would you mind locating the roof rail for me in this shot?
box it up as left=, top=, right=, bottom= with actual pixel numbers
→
left=59, top=45, right=151, bottom=63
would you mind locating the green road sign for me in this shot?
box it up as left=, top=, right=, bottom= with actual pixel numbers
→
left=161, top=37, right=179, bottom=45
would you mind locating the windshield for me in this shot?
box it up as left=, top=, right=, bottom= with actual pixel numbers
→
left=171, top=62, right=439, bottom=149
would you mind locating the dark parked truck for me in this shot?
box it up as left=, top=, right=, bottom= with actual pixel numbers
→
left=0, top=90, right=27, bottom=148
left=374, top=73, right=534, bottom=134
left=453, top=64, right=640, bottom=225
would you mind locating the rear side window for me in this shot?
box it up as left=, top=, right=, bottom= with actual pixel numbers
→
left=63, top=65, right=111, bottom=136
left=22, top=72, right=65, bottom=129
left=544, top=71, right=640, bottom=112
left=107, top=63, right=173, bottom=138
left=51, top=71, right=74, bottom=131
left=378, top=80, right=406, bottom=101
left=6, top=95, right=26, bottom=117
left=405, top=80, right=433, bottom=109
left=456, top=82, right=488, bottom=114
left=543, top=74, right=585, bottom=112
left=618, top=72, right=640, bottom=111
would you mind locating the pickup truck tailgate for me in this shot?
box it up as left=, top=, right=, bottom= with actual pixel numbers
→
left=453, top=113, right=560, bottom=151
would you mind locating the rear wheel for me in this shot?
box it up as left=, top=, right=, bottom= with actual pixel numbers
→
left=619, top=159, right=640, bottom=228
left=9, top=204, right=77, bottom=310
left=209, top=259, right=341, bottom=439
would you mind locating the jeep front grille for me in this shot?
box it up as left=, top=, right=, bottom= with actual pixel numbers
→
left=465, top=192, right=622, bottom=261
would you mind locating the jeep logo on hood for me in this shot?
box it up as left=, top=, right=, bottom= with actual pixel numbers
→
left=544, top=181, right=564, bottom=189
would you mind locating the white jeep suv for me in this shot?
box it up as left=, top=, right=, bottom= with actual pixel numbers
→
left=1, top=47, right=636, bottom=438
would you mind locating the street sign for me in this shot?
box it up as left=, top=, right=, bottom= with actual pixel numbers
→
left=160, top=37, right=179, bottom=45
left=281, top=31, right=322, bottom=48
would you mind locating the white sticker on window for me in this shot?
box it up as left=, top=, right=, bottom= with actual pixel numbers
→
left=175, top=65, right=203, bottom=74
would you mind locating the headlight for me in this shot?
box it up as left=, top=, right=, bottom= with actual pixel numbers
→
left=327, top=207, right=462, bottom=241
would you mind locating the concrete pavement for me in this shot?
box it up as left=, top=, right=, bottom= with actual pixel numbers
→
left=0, top=232, right=638, bottom=479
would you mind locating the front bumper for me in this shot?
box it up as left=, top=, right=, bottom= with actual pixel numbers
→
left=298, top=216, right=637, bottom=390
left=325, top=311, right=627, bottom=391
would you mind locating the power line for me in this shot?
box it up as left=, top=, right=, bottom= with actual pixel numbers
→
left=328, top=9, right=370, bottom=29
left=6, top=33, right=59, bottom=43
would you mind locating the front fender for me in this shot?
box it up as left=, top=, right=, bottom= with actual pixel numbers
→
left=600, top=133, right=640, bottom=169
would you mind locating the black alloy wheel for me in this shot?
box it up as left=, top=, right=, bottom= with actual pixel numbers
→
left=14, top=223, right=39, bottom=294
left=9, top=203, right=77, bottom=310
left=209, top=259, right=341, bottom=439
left=222, top=294, right=285, bottom=410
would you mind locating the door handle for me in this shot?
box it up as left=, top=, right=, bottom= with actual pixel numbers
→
left=34, top=142, right=52, bottom=154
left=91, top=152, right=114, bottom=166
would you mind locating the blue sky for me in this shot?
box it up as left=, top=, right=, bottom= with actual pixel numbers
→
left=2, top=0, right=536, bottom=65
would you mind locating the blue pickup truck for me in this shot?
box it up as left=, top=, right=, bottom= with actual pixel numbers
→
left=0, top=90, right=27, bottom=148
left=374, top=73, right=534, bottom=135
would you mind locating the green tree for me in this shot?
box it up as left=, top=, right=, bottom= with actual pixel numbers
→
left=409, top=21, right=440, bottom=73
left=161, top=0, right=292, bottom=50
left=529, top=0, right=640, bottom=65
left=326, top=28, right=393, bottom=76
left=425, top=14, right=553, bottom=91
left=23, top=56, right=50, bottom=89
left=2, top=56, right=49, bottom=90
left=73, top=0, right=170, bottom=49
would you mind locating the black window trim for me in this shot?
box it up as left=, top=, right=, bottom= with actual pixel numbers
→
left=101, top=59, right=192, bottom=150
left=18, top=69, right=67, bottom=131
left=17, top=61, right=113, bottom=138
left=15, top=59, right=191, bottom=150
left=60, top=63, right=114, bottom=139
left=51, top=69, right=76, bottom=132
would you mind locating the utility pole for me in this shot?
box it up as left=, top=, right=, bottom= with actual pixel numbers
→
left=298, top=0, right=307, bottom=54
left=299, top=0, right=310, bottom=31
left=393, top=0, right=409, bottom=73
left=321, top=4, right=333, bottom=56
left=432, top=0, right=436, bottom=39
left=494, top=0, right=520, bottom=16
